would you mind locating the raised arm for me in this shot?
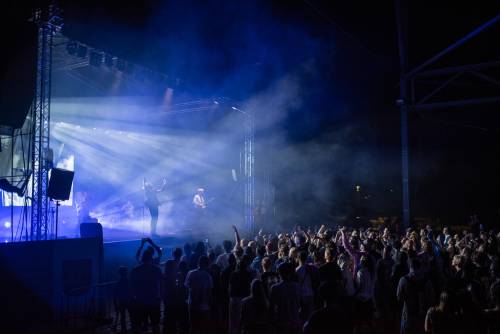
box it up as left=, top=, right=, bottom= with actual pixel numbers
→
left=156, top=178, right=167, bottom=192
left=146, top=238, right=162, bottom=260
left=232, top=225, right=241, bottom=246
left=341, top=228, right=356, bottom=259
left=136, top=238, right=146, bottom=262
left=317, top=224, right=326, bottom=236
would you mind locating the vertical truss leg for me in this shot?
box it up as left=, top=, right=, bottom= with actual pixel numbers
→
left=31, top=8, right=60, bottom=240
left=244, top=113, right=255, bottom=232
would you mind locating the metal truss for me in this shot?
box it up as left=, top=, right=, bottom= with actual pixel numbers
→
left=410, top=61, right=500, bottom=110
left=395, top=1, right=499, bottom=227
left=244, top=111, right=255, bottom=232
left=31, top=6, right=62, bottom=240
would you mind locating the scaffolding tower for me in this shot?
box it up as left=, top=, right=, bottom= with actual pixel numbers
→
left=395, top=0, right=500, bottom=227
left=30, top=7, right=62, bottom=240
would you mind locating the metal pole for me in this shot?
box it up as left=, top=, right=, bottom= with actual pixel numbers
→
left=395, top=0, right=410, bottom=227
left=55, top=201, right=59, bottom=239
left=11, top=129, right=14, bottom=242
left=413, top=96, right=500, bottom=111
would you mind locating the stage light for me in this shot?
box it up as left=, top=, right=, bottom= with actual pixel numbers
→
left=4, top=222, right=11, bottom=228
left=355, top=185, right=361, bottom=192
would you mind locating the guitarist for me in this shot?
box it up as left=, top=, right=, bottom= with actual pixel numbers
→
left=143, top=178, right=166, bottom=237
left=192, top=188, right=209, bottom=227
left=192, top=187, right=207, bottom=210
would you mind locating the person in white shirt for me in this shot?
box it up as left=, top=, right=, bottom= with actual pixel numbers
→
left=192, top=188, right=206, bottom=209
left=184, top=255, right=213, bottom=334
left=216, top=240, right=233, bottom=270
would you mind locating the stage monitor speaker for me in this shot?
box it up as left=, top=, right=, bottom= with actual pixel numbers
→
left=48, top=168, right=74, bottom=201
left=80, top=222, right=103, bottom=240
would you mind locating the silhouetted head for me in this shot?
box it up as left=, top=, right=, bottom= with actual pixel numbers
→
left=195, top=241, right=206, bottom=254
left=250, top=279, right=265, bottom=299
left=172, top=247, right=183, bottom=261
left=277, top=262, right=295, bottom=281
left=262, top=256, right=272, bottom=272
left=223, top=240, right=233, bottom=253
left=198, top=255, right=209, bottom=270
left=141, top=250, right=153, bottom=264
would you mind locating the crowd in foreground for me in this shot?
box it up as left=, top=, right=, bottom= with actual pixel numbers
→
left=115, top=223, right=500, bottom=334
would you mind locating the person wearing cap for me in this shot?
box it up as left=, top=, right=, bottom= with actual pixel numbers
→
left=192, top=188, right=207, bottom=227
left=193, top=188, right=207, bottom=209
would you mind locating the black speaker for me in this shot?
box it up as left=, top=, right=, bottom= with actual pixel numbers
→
left=80, top=222, right=103, bottom=239
left=48, top=168, right=74, bottom=201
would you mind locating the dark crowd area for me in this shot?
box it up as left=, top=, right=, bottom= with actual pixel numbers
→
left=115, top=221, right=500, bottom=334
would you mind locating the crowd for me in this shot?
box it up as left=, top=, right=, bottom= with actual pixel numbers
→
left=115, top=223, right=500, bottom=334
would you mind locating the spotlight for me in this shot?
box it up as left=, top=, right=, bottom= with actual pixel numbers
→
left=77, top=44, right=88, bottom=58
left=89, top=51, right=103, bottom=67
left=4, top=222, right=11, bottom=229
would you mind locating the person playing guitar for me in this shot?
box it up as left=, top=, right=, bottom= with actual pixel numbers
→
left=193, top=188, right=207, bottom=209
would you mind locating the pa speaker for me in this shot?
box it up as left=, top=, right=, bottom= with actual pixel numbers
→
left=48, top=168, right=74, bottom=201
